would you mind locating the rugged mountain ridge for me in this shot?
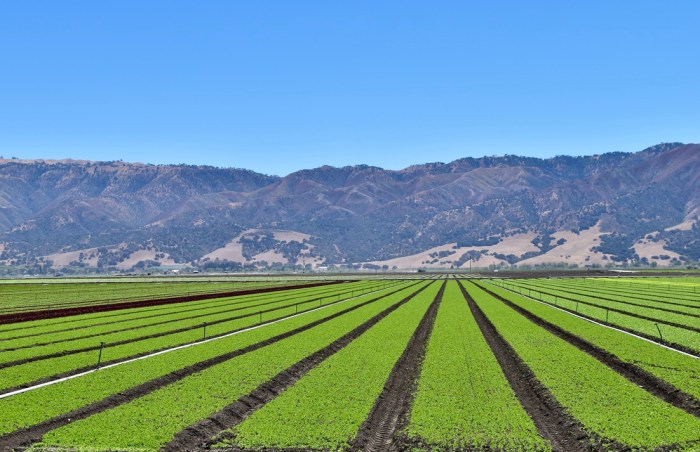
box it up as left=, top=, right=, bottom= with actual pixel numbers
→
left=1, top=143, right=698, bottom=273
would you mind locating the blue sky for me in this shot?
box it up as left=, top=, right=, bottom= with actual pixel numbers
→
left=1, top=1, right=698, bottom=176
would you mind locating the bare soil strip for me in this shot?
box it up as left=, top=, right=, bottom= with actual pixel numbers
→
left=0, top=282, right=420, bottom=398
left=474, top=281, right=700, bottom=419
left=505, top=283, right=700, bottom=333
left=162, top=283, right=432, bottom=451
left=549, top=281, right=700, bottom=307
left=0, top=283, right=426, bottom=451
left=0, top=285, right=307, bottom=315
left=0, top=284, right=366, bottom=353
left=493, top=284, right=700, bottom=357
left=513, top=281, right=700, bottom=318
left=0, top=282, right=312, bottom=315
left=0, top=285, right=374, bottom=370
left=457, top=281, right=591, bottom=452
left=352, top=281, right=445, bottom=452
left=0, top=283, right=352, bottom=342
left=0, top=280, right=344, bottom=325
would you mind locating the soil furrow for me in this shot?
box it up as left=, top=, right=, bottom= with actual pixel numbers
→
left=0, top=282, right=356, bottom=342
left=512, top=281, right=700, bottom=317
left=475, top=281, right=700, bottom=418
left=352, top=280, right=445, bottom=452
left=0, top=282, right=308, bottom=315
left=502, top=282, right=700, bottom=333
left=0, top=282, right=420, bottom=397
left=162, top=283, right=432, bottom=451
left=548, top=281, right=700, bottom=307
left=0, top=289, right=363, bottom=369
left=0, top=280, right=345, bottom=325
left=0, top=283, right=425, bottom=451
left=493, top=282, right=700, bottom=357
left=0, top=285, right=366, bottom=353
left=457, top=281, right=590, bottom=452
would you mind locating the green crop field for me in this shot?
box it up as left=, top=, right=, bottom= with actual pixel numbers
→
left=1, top=273, right=699, bottom=451
left=0, top=278, right=318, bottom=314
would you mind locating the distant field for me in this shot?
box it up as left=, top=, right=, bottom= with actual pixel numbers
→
left=0, top=274, right=699, bottom=451
left=0, top=277, right=334, bottom=315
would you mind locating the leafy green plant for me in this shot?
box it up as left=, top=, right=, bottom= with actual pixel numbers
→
left=464, top=281, right=700, bottom=449
left=404, top=281, right=548, bottom=450
left=35, top=282, right=431, bottom=450
left=0, top=281, right=420, bottom=438
left=217, top=282, right=441, bottom=451
left=480, top=280, right=700, bottom=401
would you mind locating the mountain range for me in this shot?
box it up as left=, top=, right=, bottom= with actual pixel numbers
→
left=1, top=142, right=698, bottom=273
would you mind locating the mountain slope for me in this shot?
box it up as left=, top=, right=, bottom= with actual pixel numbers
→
left=0, top=143, right=698, bottom=272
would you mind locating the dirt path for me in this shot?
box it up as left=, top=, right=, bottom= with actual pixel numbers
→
left=474, top=281, right=700, bottom=419
left=457, top=281, right=591, bottom=451
left=0, top=283, right=424, bottom=451
left=0, top=280, right=344, bottom=325
left=352, top=281, right=445, bottom=452
left=162, top=284, right=432, bottom=451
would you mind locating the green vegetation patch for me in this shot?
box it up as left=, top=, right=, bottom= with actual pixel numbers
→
left=404, top=280, right=548, bottom=451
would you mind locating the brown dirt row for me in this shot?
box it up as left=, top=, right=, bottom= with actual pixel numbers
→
left=549, top=280, right=700, bottom=305
left=351, top=281, right=445, bottom=452
left=0, top=282, right=311, bottom=315
left=0, top=285, right=378, bottom=370
left=0, top=280, right=345, bottom=325
left=475, top=270, right=612, bottom=279
left=0, top=283, right=375, bottom=353
left=490, top=283, right=700, bottom=357
left=500, top=281, right=700, bottom=334
left=161, top=282, right=433, bottom=451
left=0, top=296, right=329, bottom=370
left=474, top=281, right=700, bottom=419
left=512, top=280, right=700, bottom=317
left=0, top=281, right=420, bottom=397
left=0, top=282, right=356, bottom=342
left=0, top=289, right=252, bottom=315
left=0, top=282, right=426, bottom=451
left=487, top=270, right=700, bottom=279
left=457, top=281, right=592, bottom=452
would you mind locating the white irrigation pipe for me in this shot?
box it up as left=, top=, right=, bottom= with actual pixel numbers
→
left=486, top=281, right=700, bottom=360
left=0, top=282, right=401, bottom=400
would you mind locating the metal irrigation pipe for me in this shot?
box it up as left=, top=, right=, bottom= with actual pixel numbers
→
left=654, top=323, right=663, bottom=341
left=96, top=342, right=105, bottom=369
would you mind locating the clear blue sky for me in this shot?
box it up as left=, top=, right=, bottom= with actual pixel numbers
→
left=1, top=1, right=698, bottom=176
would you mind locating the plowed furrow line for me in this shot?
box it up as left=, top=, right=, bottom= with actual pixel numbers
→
left=0, top=290, right=363, bottom=369
left=0, top=287, right=359, bottom=353
left=0, top=282, right=419, bottom=398
left=0, top=283, right=355, bottom=342
left=513, top=281, right=700, bottom=317
left=493, top=283, right=700, bottom=357
left=475, top=281, right=700, bottom=418
left=163, top=285, right=432, bottom=451
left=0, top=280, right=344, bottom=325
left=0, top=284, right=422, bottom=451
left=457, top=281, right=590, bottom=452
left=352, top=281, right=445, bottom=452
